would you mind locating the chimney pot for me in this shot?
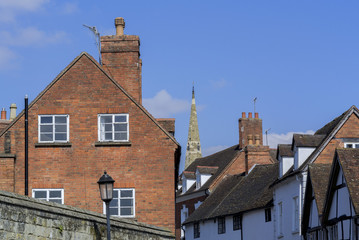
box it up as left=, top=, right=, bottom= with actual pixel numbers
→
left=10, top=103, right=17, bottom=121
left=255, top=112, right=259, bottom=119
left=242, top=112, right=246, bottom=118
left=1, top=108, right=6, bottom=120
left=255, top=134, right=260, bottom=145
left=248, top=134, right=253, bottom=145
left=115, top=17, right=125, bottom=36
left=248, top=112, right=253, bottom=118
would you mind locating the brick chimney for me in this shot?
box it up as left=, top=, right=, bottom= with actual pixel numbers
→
left=100, top=17, right=142, bottom=103
left=9, top=103, right=17, bottom=121
left=238, top=112, right=263, bottom=148
left=1, top=108, right=6, bottom=120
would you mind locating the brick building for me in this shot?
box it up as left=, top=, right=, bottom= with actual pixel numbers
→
left=176, top=112, right=275, bottom=239
left=0, top=18, right=180, bottom=233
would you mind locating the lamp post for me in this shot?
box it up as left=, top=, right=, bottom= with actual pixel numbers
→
left=98, top=171, right=115, bottom=240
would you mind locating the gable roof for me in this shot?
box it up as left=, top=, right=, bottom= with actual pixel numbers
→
left=0, top=52, right=179, bottom=147
left=309, top=164, right=332, bottom=214
left=184, top=164, right=278, bottom=224
left=277, top=144, right=294, bottom=159
left=178, top=144, right=241, bottom=196
left=292, top=134, right=326, bottom=148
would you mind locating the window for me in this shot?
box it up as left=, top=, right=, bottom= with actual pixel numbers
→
left=293, top=196, right=299, bottom=232
left=345, top=142, right=359, bottom=148
left=265, top=208, right=272, bottom=222
left=233, top=214, right=241, bottom=231
left=194, top=222, right=200, bottom=238
left=278, top=202, right=283, bottom=236
left=218, top=217, right=226, bottom=234
left=98, top=114, right=129, bottom=142
left=32, top=189, right=64, bottom=204
left=106, top=189, right=135, bottom=217
left=327, top=225, right=338, bottom=240
left=39, top=115, right=69, bottom=142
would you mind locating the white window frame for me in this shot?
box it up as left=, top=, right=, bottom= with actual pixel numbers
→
left=293, top=196, right=299, bottom=232
left=98, top=114, right=129, bottom=142
left=38, top=115, right=69, bottom=143
left=32, top=188, right=64, bottom=204
left=103, top=188, right=135, bottom=218
left=344, top=142, right=359, bottom=148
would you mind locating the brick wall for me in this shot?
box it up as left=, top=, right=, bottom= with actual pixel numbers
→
left=238, top=112, right=263, bottom=148
left=0, top=54, right=178, bottom=233
left=0, top=190, right=174, bottom=239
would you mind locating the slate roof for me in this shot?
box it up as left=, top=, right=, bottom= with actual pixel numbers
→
left=336, top=148, right=359, bottom=215
left=308, top=164, right=332, bottom=214
left=292, top=134, right=326, bottom=148
left=184, top=164, right=278, bottom=224
left=178, top=144, right=241, bottom=196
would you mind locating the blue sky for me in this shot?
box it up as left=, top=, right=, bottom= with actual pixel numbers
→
left=1, top=1, right=358, bottom=172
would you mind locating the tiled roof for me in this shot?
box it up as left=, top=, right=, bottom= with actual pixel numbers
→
left=179, top=145, right=241, bottom=196
left=182, top=171, right=195, bottom=179
left=197, top=166, right=218, bottom=175
left=336, top=148, right=359, bottom=214
left=293, top=134, right=326, bottom=148
left=308, top=164, right=331, bottom=214
left=184, top=164, right=278, bottom=224
left=277, top=144, right=294, bottom=158
left=315, top=110, right=349, bottom=135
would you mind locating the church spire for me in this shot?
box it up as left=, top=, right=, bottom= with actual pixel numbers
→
left=185, top=84, right=202, bottom=168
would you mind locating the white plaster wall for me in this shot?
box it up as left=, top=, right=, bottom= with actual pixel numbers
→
left=308, top=196, right=320, bottom=228
left=200, top=174, right=211, bottom=187
left=280, top=156, right=294, bottom=177
left=295, top=147, right=315, bottom=169
left=242, top=208, right=273, bottom=240
left=274, top=177, right=301, bottom=240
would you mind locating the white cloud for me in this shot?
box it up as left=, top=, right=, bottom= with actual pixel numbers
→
left=202, top=145, right=229, bottom=157
left=0, top=27, right=68, bottom=47
left=143, top=90, right=190, bottom=118
left=0, top=0, right=49, bottom=22
left=264, top=130, right=315, bottom=149
left=0, top=46, right=17, bottom=70
left=62, top=2, right=78, bottom=14
left=211, top=78, right=228, bottom=88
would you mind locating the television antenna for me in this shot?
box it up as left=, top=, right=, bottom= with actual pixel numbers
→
left=253, top=97, right=257, bottom=114
left=265, top=128, right=271, bottom=146
left=83, top=24, right=101, bottom=64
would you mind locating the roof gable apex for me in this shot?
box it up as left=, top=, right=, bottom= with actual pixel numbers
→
left=0, top=52, right=179, bottom=146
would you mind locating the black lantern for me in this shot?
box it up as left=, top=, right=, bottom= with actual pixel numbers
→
left=98, top=171, right=115, bottom=240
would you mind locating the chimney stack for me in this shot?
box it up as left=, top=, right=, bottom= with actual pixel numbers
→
left=101, top=18, right=142, bottom=103
left=238, top=112, right=263, bottom=148
left=10, top=103, right=17, bottom=121
left=1, top=108, right=6, bottom=120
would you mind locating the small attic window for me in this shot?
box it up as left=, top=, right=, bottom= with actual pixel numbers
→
left=344, top=142, right=359, bottom=148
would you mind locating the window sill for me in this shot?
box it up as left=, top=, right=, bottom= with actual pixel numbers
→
left=0, top=153, right=16, bottom=158
left=95, top=141, right=132, bottom=147
left=35, top=142, right=72, bottom=148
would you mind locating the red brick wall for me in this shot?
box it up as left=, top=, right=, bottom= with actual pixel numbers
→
left=238, top=113, right=263, bottom=148
left=0, top=157, right=15, bottom=192
left=0, top=55, right=178, bottom=233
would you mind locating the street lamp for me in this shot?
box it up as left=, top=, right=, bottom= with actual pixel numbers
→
left=98, top=171, right=115, bottom=240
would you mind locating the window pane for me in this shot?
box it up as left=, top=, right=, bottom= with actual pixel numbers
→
left=109, top=208, right=118, bottom=216
left=40, top=134, right=53, bottom=142
left=55, top=125, right=67, bottom=133
left=49, top=190, right=62, bottom=198
left=120, top=208, right=132, bottom=216
left=114, top=123, right=127, bottom=131
left=113, top=190, right=118, bottom=198
left=346, top=144, right=353, bottom=148
left=120, top=199, right=133, bottom=207
left=115, top=115, right=127, bottom=122
left=101, top=116, right=112, bottom=123
left=40, top=125, right=53, bottom=133
left=105, top=133, right=112, bottom=140
left=104, top=124, right=112, bottom=131
left=121, top=190, right=133, bottom=198
left=355, top=144, right=359, bottom=148
left=41, top=116, right=52, bottom=124
left=110, top=199, right=118, bottom=207
left=49, top=199, right=62, bottom=204
left=55, top=116, right=67, bottom=123
left=55, top=133, right=67, bottom=141
left=34, top=191, right=47, bottom=198
left=114, top=133, right=127, bottom=141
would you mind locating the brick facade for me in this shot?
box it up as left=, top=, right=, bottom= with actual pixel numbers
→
left=0, top=20, right=180, bottom=233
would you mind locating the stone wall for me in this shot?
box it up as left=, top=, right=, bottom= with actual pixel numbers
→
left=0, top=190, right=174, bottom=239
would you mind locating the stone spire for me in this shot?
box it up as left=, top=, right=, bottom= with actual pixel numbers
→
left=185, top=85, right=202, bottom=168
